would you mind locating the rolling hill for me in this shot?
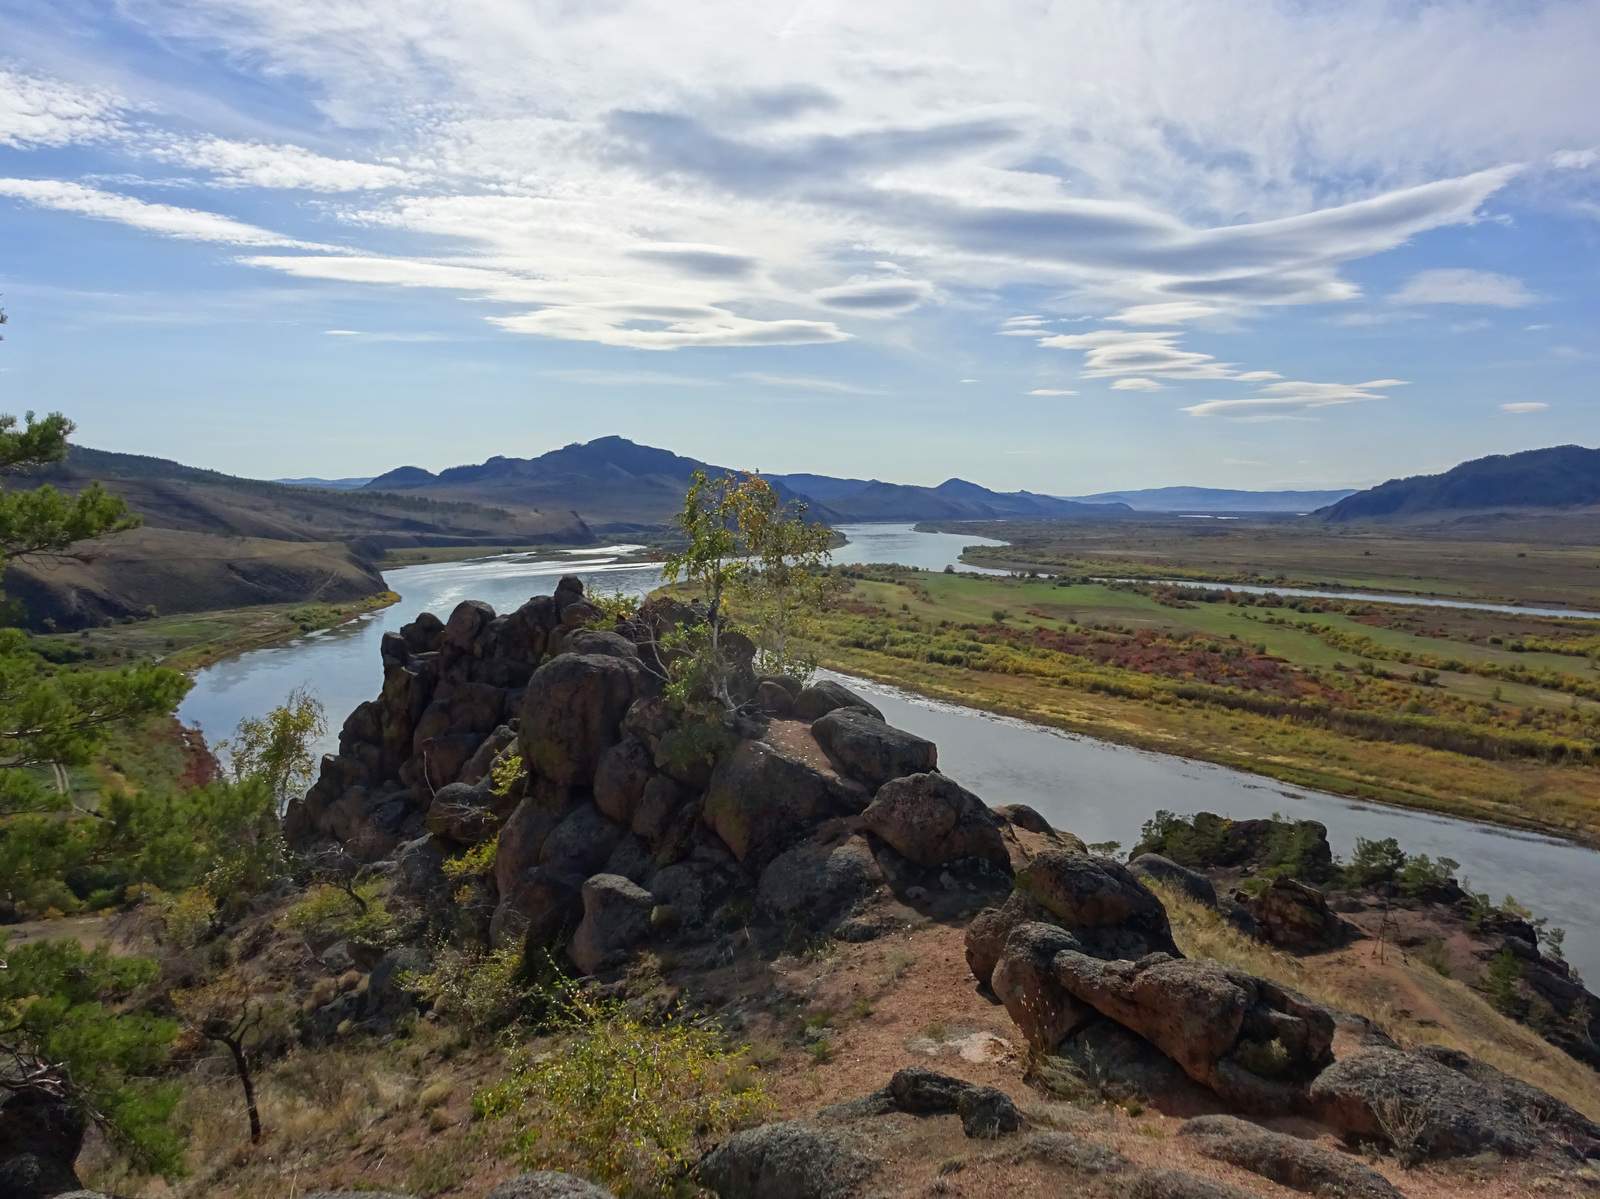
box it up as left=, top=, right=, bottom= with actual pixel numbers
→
left=1319, top=445, right=1600, bottom=522
left=5, top=448, right=589, bottom=629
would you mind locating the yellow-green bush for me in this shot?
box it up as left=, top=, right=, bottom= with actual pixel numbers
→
left=474, top=990, right=770, bottom=1197
left=281, top=881, right=392, bottom=943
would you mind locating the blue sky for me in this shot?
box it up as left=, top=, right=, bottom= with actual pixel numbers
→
left=0, top=0, right=1596, bottom=493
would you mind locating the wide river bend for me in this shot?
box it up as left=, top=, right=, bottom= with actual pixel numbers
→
left=178, top=524, right=1600, bottom=983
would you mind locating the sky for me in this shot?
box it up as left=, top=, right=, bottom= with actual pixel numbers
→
left=0, top=0, right=1597, bottom=494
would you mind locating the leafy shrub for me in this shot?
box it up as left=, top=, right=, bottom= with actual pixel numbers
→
left=1233, top=1037, right=1291, bottom=1079
left=1485, top=948, right=1525, bottom=1015
left=475, top=988, right=769, bottom=1197
left=281, top=881, right=393, bottom=944
left=1397, top=854, right=1459, bottom=898
left=407, top=944, right=553, bottom=1040
left=442, top=833, right=499, bottom=882
left=0, top=935, right=183, bottom=1174
left=1262, top=816, right=1328, bottom=880
left=1344, top=836, right=1406, bottom=887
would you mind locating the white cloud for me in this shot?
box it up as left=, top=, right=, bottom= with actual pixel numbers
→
left=1500, top=402, right=1548, bottom=413
left=0, top=70, right=123, bottom=149
left=738, top=372, right=881, bottom=394
left=0, top=179, right=336, bottom=247
left=1110, top=378, right=1164, bottom=391
left=1038, top=329, right=1237, bottom=379
left=1027, top=388, right=1077, bottom=395
left=1109, top=302, right=1226, bottom=325
left=1184, top=378, right=1405, bottom=418
left=6, top=0, right=1597, bottom=351
left=1392, top=269, right=1535, bottom=308
left=1552, top=150, right=1597, bottom=169
left=155, top=138, right=416, bottom=191
left=814, top=277, right=933, bottom=314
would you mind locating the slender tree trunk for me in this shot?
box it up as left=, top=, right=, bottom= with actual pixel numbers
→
left=223, top=1037, right=261, bottom=1143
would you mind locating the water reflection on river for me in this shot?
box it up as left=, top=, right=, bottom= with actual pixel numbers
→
left=177, top=525, right=1600, bottom=984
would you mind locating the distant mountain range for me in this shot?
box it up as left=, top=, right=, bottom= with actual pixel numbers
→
left=1320, top=445, right=1600, bottom=522
left=1065, top=486, right=1356, bottom=513
left=355, top=437, right=1134, bottom=526
left=275, top=476, right=374, bottom=489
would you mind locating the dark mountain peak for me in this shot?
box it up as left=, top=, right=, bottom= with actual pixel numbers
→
left=1321, top=444, right=1600, bottom=522
left=365, top=465, right=439, bottom=490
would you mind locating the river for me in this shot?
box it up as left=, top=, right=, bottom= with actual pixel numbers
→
left=177, top=524, right=1600, bottom=983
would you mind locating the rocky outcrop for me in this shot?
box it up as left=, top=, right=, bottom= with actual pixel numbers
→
left=695, top=1121, right=880, bottom=1199
left=1178, top=1114, right=1403, bottom=1199
left=568, top=874, right=656, bottom=975
left=0, top=1088, right=87, bottom=1199
left=966, top=851, right=1180, bottom=989
left=1127, top=853, right=1216, bottom=908
left=1050, top=952, right=1336, bottom=1114
left=1308, top=1045, right=1600, bottom=1161
left=861, top=773, right=1008, bottom=871
left=291, top=580, right=1073, bottom=981
left=792, top=679, right=883, bottom=722
left=701, top=735, right=865, bottom=867
left=810, top=708, right=936, bottom=789
left=1241, top=878, right=1348, bottom=952
left=756, top=825, right=885, bottom=927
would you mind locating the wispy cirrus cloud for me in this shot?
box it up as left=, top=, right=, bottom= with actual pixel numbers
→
left=0, top=178, right=339, bottom=248
left=1183, top=379, right=1405, bottom=419
left=1, top=0, right=1594, bottom=367
left=1391, top=268, right=1535, bottom=307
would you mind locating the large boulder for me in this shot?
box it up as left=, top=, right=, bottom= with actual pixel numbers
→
left=518, top=653, right=651, bottom=790
left=1178, top=1114, right=1402, bottom=1199
left=793, top=679, right=883, bottom=723
left=593, top=737, right=654, bottom=825
left=485, top=1174, right=618, bottom=1199
left=1242, top=878, right=1347, bottom=952
left=757, top=827, right=885, bottom=926
left=493, top=796, right=575, bottom=895
left=966, top=852, right=1179, bottom=987
left=1048, top=951, right=1336, bottom=1114
left=0, top=1089, right=86, bottom=1199
left=989, top=921, right=1089, bottom=1052
left=568, top=874, right=656, bottom=975
left=490, top=865, right=584, bottom=950
left=1127, top=853, right=1217, bottom=909
left=538, top=804, right=628, bottom=878
left=701, top=738, right=862, bottom=866
left=694, top=1120, right=880, bottom=1199
left=424, top=778, right=499, bottom=845
left=810, top=708, right=936, bottom=789
left=631, top=775, right=686, bottom=842
left=1307, top=1046, right=1599, bottom=1160
left=860, top=773, right=1008, bottom=870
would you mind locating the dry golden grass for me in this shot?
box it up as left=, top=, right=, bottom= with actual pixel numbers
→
left=1148, top=881, right=1600, bottom=1123
left=81, top=1023, right=511, bottom=1199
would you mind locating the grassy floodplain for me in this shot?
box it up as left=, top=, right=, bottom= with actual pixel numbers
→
left=29, top=591, right=400, bottom=674
left=808, top=566, right=1600, bottom=844
left=934, top=513, right=1600, bottom=611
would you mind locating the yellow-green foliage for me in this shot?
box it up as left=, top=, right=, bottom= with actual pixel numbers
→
left=443, top=833, right=498, bottom=882
left=475, top=992, right=770, bottom=1197
left=281, top=881, right=392, bottom=943
left=407, top=944, right=534, bottom=1038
